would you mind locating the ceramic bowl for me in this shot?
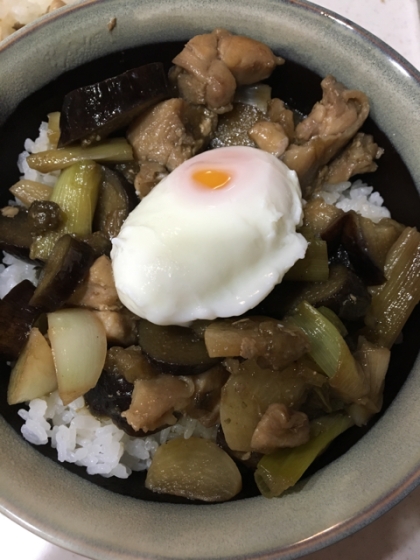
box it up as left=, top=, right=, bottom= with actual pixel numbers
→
left=1, top=0, right=420, bottom=558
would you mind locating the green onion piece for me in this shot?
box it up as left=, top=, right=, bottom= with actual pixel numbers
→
left=285, top=227, right=329, bottom=282
left=317, top=306, right=348, bottom=337
left=30, top=160, right=102, bottom=261
left=47, top=111, right=61, bottom=148
left=26, top=138, right=133, bottom=173
left=364, top=227, right=420, bottom=348
left=288, top=301, right=367, bottom=402
left=9, top=179, right=53, bottom=208
left=255, top=413, right=354, bottom=498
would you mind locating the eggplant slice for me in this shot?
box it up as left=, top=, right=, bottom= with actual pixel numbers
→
left=0, top=280, right=42, bottom=360
left=58, top=62, right=170, bottom=147
left=29, top=234, right=96, bottom=311
left=138, top=320, right=221, bottom=375
left=93, top=167, right=138, bottom=239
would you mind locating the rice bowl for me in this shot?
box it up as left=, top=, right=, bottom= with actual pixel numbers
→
left=0, top=3, right=418, bottom=557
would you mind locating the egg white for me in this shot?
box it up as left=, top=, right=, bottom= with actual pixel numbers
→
left=111, top=146, right=307, bottom=325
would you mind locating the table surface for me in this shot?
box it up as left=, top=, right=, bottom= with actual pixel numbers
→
left=2, top=1, right=420, bottom=559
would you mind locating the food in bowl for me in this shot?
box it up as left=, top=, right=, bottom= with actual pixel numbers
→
left=1, top=28, right=420, bottom=504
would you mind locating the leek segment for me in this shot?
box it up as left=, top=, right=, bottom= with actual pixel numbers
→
left=284, top=227, right=329, bottom=282
left=30, top=160, right=102, bottom=261
left=9, top=179, right=53, bottom=207
left=254, top=413, right=354, bottom=498
left=26, top=137, right=133, bottom=173
left=288, top=301, right=368, bottom=402
left=364, top=227, right=420, bottom=348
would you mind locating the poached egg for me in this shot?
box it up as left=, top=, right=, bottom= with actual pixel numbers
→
left=111, top=146, right=307, bottom=325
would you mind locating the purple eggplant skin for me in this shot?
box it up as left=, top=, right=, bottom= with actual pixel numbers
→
left=85, top=367, right=166, bottom=437
left=29, top=234, right=96, bottom=312
left=0, top=280, right=42, bottom=360
left=93, top=166, right=138, bottom=240
left=137, top=320, right=221, bottom=375
left=58, top=62, right=170, bottom=147
left=0, top=209, right=34, bottom=262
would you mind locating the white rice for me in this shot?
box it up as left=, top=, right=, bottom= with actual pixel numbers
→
left=0, top=0, right=77, bottom=42
left=18, top=121, right=59, bottom=186
left=320, top=179, right=391, bottom=223
left=0, top=252, right=39, bottom=298
left=17, top=391, right=216, bottom=478
left=1, top=123, right=392, bottom=479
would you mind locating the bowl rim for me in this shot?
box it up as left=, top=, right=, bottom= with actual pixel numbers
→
left=1, top=1, right=420, bottom=559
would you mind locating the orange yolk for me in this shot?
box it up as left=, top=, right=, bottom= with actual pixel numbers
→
left=192, top=169, right=231, bottom=190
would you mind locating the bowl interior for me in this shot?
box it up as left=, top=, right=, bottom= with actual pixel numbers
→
left=1, top=1, right=420, bottom=559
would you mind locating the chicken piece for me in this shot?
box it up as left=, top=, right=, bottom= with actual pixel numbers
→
left=205, top=316, right=310, bottom=371
left=282, top=75, right=370, bottom=195
left=250, top=403, right=310, bottom=454
left=314, top=133, right=383, bottom=188
left=127, top=98, right=217, bottom=172
left=172, top=29, right=283, bottom=113
left=134, top=161, right=168, bottom=198
left=248, top=121, right=289, bottom=157
left=267, top=98, right=295, bottom=141
left=216, top=29, right=284, bottom=84
left=122, top=374, right=195, bottom=432
left=68, top=255, right=121, bottom=311
left=93, top=309, right=138, bottom=346
left=185, top=365, right=230, bottom=428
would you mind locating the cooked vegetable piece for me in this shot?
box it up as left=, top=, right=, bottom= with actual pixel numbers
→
left=288, top=301, right=368, bottom=402
left=82, top=231, right=112, bottom=258
left=0, top=280, right=41, bottom=360
left=28, top=200, right=63, bottom=234
left=9, top=179, right=53, bottom=207
left=104, top=345, right=156, bottom=383
left=47, top=111, right=61, bottom=148
left=184, top=365, right=230, bottom=428
left=284, top=227, right=329, bottom=282
left=302, top=197, right=345, bottom=242
left=93, top=166, right=138, bottom=239
left=204, top=316, right=309, bottom=370
left=285, top=264, right=371, bottom=321
left=254, top=413, right=354, bottom=498
left=7, top=327, right=57, bottom=405
left=30, top=160, right=102, bottom=261
left=138, top=320, right=220, bottom=374
left=58, top=62, right=169, bottom=147
left=347, top=337, right=390, bottom=425
left=317, top=306, right=348, bottom=337
left=84, top=366, right=137, bottom=436
left=220, top=359, right=310, bottom=452
left=29, top=235, right=96, bottom=311
left=341, top=211, right=404, bottom=285
left=364, top=227, right=420, bottom=347
left=26, top=138, right=133, bottom=173
left=0, top=208, right=34, bottom=261
left=145, top=437, right=242, bottom=502
left=48, top=308, right=107, bottom=405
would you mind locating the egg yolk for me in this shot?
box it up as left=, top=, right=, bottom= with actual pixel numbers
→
left=192, top=169, right=231, bottom=190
